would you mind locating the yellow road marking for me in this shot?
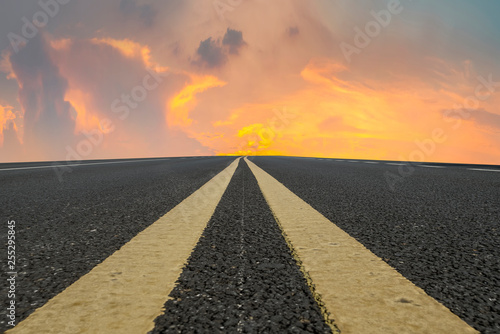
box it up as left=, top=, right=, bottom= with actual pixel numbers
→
left=245, top=158, right=478, bottom=334
left=8, top=158, right=240, bottom=334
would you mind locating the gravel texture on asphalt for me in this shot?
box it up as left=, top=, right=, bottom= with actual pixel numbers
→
left=0, top=157, right=234, bottom=332
left=251, top=156, right=500, bottom=334
left=151, top=160, right=333, bottom=334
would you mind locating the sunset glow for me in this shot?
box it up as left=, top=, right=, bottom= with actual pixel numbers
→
left=1, top=0, right=499, bottom=163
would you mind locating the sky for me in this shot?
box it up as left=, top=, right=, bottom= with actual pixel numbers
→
left=0, top=0, right=499, bottom=164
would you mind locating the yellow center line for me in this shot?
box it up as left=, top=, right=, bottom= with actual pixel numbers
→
left=245, top=158, right=478, bottom=334
left=8, top=158, right=240, bottom=334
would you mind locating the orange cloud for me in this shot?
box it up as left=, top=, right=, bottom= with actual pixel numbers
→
left=209, top=57, right=500, bottom=164
left=168, top=75, right=226, bottom=128
left=0, top=104, right=17, bottom=146
left=50, top=38, right=73, bottom=51
left=64, top=88, right=105, bottom=135
left=90, top=38, right=166, bottom=71
left=1, top=1, right=499, bottom=164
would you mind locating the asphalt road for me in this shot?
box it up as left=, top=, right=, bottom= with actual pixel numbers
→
left=250, top=156, right=500, bottom=334
left=1, top=156, right=499, bottom=333
left=151, top=160, right=332, bottom=333
left=0, top=156, right=234, bottom=332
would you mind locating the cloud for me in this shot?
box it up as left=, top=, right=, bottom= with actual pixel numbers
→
left=194, top=28, right=246, bottom=68
left=442, top=108, right=500, bottom=132
left=0, top=121, right=23, bottom=161
left=168, top=74, right=226, bottom=128
left=50, top=36, right=214, bottom=159
left=0, top=32, right=216, bottom=162
left=119, top=0, right=156, bottom=27
left=287, top=26, right=300, bottom=37
left=0, top=104, right=17, bottom=146
left=1, top=0, right=500, bottom=164
left=469, top=109, right=500, bottom=131
left=222, top=28, right=246, bottom=54
left=195, top=37, right=227, bottom=68
left=7, top=33, right=77, bottom=161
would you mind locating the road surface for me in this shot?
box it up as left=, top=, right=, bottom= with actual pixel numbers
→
left=1, top=156, right=498, bottom=333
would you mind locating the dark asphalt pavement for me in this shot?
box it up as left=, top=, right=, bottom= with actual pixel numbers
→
left=1, top=156, right=499, bottom=333
left=151, top=160, right=333, bottom=334
left=0, top=156, right=235, bottom=332
left=250, top=156, right=500, bottom=334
